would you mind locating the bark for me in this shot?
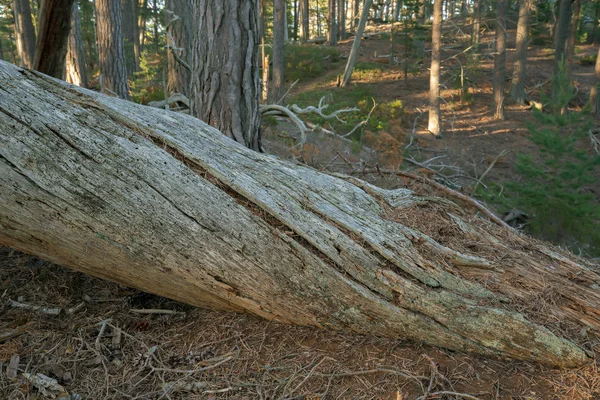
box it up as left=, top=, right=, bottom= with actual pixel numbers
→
left=492, top=0, right=506, bottom=120
left=354, top=0, right=359, bottom=27
left=2, top=59, right=599, bottom=367
left=165, top=0, right=193, bottom=98
left=394, top=0, right=401, bottom=21
left=138, top=0, right=148, bottom=54
left=428, top=0, right=442, bottom=136
left=95, top=0, right=130, bottom=100
left=328, top=0, right=337, bottom=45
left=510, top=0, right=532, bottom=105
left=341, top=0, right=372, bottom=87
left=472, top=0, right=480, bottom=54
left=591, top=47, right=600, bottom=117
left=152, top=0, right=159, bottom=53
left=188, top=0, right=261, bottom=151
left=338, top=0, right=346, bottom=39
left=552, top=0, right=571, bottom=98
left=33, top=0, right=75, bottom=78
left=300, top=0, right=309, bottom=42
left=271, top=0, right=286, bottom=104
left=121, top=0, right=138, bottom=76
left=565, top=0, right=580, bottom=83
left=293, top=0, right=299, bottom=41
left=12, top=0, right=36, bottom=68
left=65, top=1, right=88, bottom=87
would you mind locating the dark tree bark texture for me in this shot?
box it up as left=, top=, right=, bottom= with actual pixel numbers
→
left=428, top=0, right=443, bottom=135
left=12, top=0, right=36, bottom=68
left=271, top=0, right=286, bottom=104
left=165, top=0, right=193, bottom=98
left=510, top=0, right=532, bottom=105
left=95, top=0, right=131, bottom=100
left=65, top=1, right=88, bottom=87
left=189, top=0, right=262, bottom=151
left=492, top=0, right=506, bottom=120
left=33, top=0, right=75, bottom=78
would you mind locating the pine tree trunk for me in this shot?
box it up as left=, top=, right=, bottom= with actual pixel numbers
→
left=338, top=0, right=346, bottom=40
left=428, top=0, right=442, bottom=135
left=552, top=0, right=572, bottom=98
left=2, top=59, right=599, bottom=368
left=341, top=0, right=373, bottom=87
left=510, top=0, right=532, bottom=105
left=394, top=0, right=401, bottom=21
left=354, top=0, right=360, bottom=27
left=138, top=0, right=148, bottom=54
left=300, top=0, right=309, bottom=42
left=95, top=0, right=131, bottom=100
left=271, top=0, right=286, bottom=104
left=152, top=0, right=159, bottom=53
left=492, top=0, right=506, bottom=120
left=165, top=0, right=193, bottom=98
left=12, top=0, right=36, bottom=68
left=293, top=0, right=299, bottom=41
left=328, top=0, right=337, bottom=45
left=121, top=0, right=138, bottom=76
left=472, top=0, right=481, bottom=55
left=0, top=39, right=4, bottom=60
left=189, top=0, right=261, bottom=151
left=33, top=0, right=75, bottom=78
left=65, top=1, right=88, bottom=88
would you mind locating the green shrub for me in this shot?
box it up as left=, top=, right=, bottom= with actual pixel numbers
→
left=577, top=54, right=597, bottom=66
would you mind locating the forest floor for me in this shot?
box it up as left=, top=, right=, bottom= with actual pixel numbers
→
left=2, top=24, right=600, bottom=400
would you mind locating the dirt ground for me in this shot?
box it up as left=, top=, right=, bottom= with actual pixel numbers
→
left=2, top=24, right=600, bottom=400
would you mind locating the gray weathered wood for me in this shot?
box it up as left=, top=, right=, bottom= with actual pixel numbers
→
left=1, top=60, right=599, bottom=367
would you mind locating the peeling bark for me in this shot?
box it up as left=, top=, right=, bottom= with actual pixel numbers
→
left=1, top=60, right=599, bottom=367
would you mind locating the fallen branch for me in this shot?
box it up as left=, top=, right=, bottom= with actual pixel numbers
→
left=289, top=96, right=359, bottom=123
left=472, top=150, right=507, bottom=194
left=130, top=308, right=186, bottom=315
left=7, top=299, right=62, bottom=316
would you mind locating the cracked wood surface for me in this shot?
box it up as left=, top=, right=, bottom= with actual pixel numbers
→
left=0, top=60, right=597, bottom=367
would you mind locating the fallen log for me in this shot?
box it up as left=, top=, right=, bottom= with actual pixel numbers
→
left=1, top=60, right=599, bottom=367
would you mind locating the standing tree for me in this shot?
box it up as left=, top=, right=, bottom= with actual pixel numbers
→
left=565, top=0, right=580, bottom=84
left=188, top=0, right=262, bottom=151
left=95, top=0, right=130, bottom=100
left=471, top=0, right=480, bottom=57
left=510, top=0, right=533, bottom=105
left=341, top=0, right=373, bottom=87
left=165, top=0, right=193, bottom=98
left=299, top=0, right=309, bottom=42
left=552, top=0, right=572, bottom=100
left=33, top=0, right=75, bottom=78
left=328, top=0, right=337, bottom=45
left=271, top=0, right=286, bottom=104
left=428, top=0, right=443, bottom=136
left=121, top=0, right=138, bottom=76
left=492, top=0, right=506, bottom=120
left=12, top=0, right=36, bottom=68
left=65, top=1, right=88, bottom=87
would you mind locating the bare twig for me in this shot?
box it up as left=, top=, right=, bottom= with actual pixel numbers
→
left=7, top=299, right=61, bottom=316
left=289, top=96, right=359, bottom=123
left=472, top=150, right=507, bottom=193
left=130, top=309, right=186, bottom=315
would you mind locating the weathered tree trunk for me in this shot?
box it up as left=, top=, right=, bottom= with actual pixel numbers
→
left=2, top=60, right=600, bottom=368
left=95, top=0, right=131, bottom=100
left=591, top=47, right=600, bottom=117
left=338, top=0, right=346, bottom=39
left=428, top=0, right=442, bottom=136
left=341, top=0, right=372, bottom=87
left=65, top=1, right=88, bottom=87
left=394, top=0, right=401, bottom=21
left=152, top=0, right=159, bottom=53
left=188, top=0, right=261, bottom=151
left=510, top=0, right=532, bottom=105
left=270, top=0, right=286, bottom=104
left=121, top=0, right=138, bottom=76
left=492, top=0, right=506, bottom=120
left=12, top=0, right=37, bottom=68
left=472, top=0, right=480, bottom=56
left=138, top=0, right=148, bottom=54
left=165, top=0, right=193, bottom=98
left=33, top=0, right=75, bottom=78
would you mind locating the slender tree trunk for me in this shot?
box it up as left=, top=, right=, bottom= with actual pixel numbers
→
left=552, top=0, right=571, bottom=98
left=472, top=0, right=481, bottom=55
left=593, top=0, right=599, bottom=45
left=152, top=0, right=159, bottom=53
left=341, top=0, right=372, bottom=87
left=271, top=0, right=286, bottom=104
left=132, top=0, right=140, bottom=70
left=293, top=0, right=299, bottom=41
left=338, top=0, right=346, bottom=39
left=2, top=58, right=599, bottom=368
left=300, top=0, right=309, bottom=42
left=189, top=0, right=261, bottom=151
left=121, top=0, right=138, bottom=76
left=33, top=0, right=75, bottom=78
left=328, top=0, right=337, bottom=45
left=510, top=0, right=532, bottom=105
left=354, top=0, right=360, bottom=27
left=590, top=47, right=600, bottom=117
left=95, top=0, right=131, bottom=100
left=165, top=0, right=193, bottom=98
left=565, top=0, right=580, bottom=83
left=317, top=0, right=322, bottom=36
left=492, top=0, right=506, bottom=120
left=138, top=0, right=148, bottom=54
left=12, top=0, right=36, bottom=68
left=428, top=0, right=443, bottom=135
left=0, top=40, right=4, bottom=60
left=394, top=0, right=401, bottom=21
left=65, top=1, right=88, bottom=87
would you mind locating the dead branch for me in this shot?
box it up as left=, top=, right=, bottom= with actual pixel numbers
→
left=289, top=96, right=359, bottom=123
left=7, top=299, right=62, bottom=316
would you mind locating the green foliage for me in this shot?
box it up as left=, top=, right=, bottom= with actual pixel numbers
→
left=129, top=52, right=166, bottom=104
left=577, top=54, right=598, bottom=66
left=501, top=70, right=600, bottom=255
left=266, top=44, right=340, bottom=82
